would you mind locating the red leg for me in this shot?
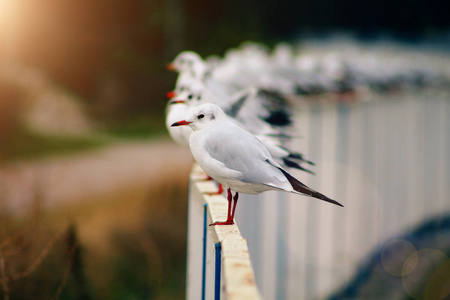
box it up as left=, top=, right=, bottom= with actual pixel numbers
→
left=226, top=189, right=232, bottom=219
left=231, top=192, right=239, bottom=220
left=209, top=189, right=234, bottom=226
left=204, top=183, right=223, bottom=196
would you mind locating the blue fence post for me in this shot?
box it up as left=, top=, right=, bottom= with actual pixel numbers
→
left=215, top=242, right=222, bottom=300
left=202, top=203, right=208, bottom=300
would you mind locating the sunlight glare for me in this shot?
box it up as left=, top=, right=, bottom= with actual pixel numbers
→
left=0, top=0, right=19, bottom=25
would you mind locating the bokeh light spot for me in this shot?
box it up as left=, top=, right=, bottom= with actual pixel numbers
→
left=402, top=249, right=449, bottom=299
left=381, top=239, right=417, bottom=277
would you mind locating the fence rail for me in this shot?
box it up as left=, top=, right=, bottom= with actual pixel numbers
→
left=186, top=164, right=261, bottom=300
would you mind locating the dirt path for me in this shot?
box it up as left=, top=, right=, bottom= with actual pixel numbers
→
left=0, top=138, right=193, bottom=214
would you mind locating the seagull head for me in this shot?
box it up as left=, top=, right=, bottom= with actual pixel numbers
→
left=171, top=81, right=215, bottom=108
left=168, top=90, right=197, bottom=107
left=183, top=80, right=220, bottom=107
left=169, top=83, right=192, bottom=100
left=167, top=89, right=188, bottom=105
left=170, top=103, right=225, bottom=131
left=168, top=51, right=208, bottom=78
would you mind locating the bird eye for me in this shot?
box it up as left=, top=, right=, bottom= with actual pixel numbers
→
left=198, top=114, right=205, bottom=119
left=188, top=94, right=193, bottom=100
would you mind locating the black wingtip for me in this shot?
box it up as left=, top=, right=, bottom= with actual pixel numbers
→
left=312, top=193, right=344, bottom=207
left=262, top=111, right=292, bottom=127
left=257, top=89, right=292, bottom=127
left=330, top=200, right=344, bottom=207
left=277, top=163, right=343, bottom=207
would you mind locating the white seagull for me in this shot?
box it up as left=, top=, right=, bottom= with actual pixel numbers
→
left=171, top=103, right=343, bottom=225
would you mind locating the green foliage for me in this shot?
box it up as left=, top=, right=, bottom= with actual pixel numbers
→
left=0, top=127, right=107, bottom=162
left=101, top=115, right=168, bottom=140
left=0, top=116, right=168, bottom=162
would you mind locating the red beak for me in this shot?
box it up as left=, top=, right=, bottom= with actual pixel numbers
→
left=167, top=63, right=176, bottom=71
left=166, top=91, right=176, bottom=99
left=171, top=120, right=192, bottom=127
left=169, top=99, right=186, bottom=105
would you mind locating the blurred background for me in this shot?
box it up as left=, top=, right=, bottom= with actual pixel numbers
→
left=0, top=0, right=449, bottom=299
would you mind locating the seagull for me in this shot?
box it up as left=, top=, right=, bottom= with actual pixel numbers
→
left=171, top=103, right=343, bottom=225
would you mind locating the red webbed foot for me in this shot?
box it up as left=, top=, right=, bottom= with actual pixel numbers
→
left=208, top=189, right=238, bottom=226
left=209, top=220, right=234, bottom=226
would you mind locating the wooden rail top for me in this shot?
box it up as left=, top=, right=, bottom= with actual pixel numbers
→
left=190, top=164, right=261, bottom=300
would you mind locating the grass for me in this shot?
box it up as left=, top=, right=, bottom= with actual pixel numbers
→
left=0, top=171, right=190, bottom=299
left=101, top=115, right=168, bottom=140
left=0, top=128, right=107, bottom=162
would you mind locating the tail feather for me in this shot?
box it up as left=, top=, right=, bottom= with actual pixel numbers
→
left=278, top=167, right=344, bottom=207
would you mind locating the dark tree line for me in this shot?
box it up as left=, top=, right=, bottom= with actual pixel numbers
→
left=5, top=0, right=448, bottom=121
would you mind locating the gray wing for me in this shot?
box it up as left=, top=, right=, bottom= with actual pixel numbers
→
left=204, top=122, right=289, bottom=187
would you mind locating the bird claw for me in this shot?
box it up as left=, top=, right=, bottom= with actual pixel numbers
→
left=209, top=220, right=234, bottom=226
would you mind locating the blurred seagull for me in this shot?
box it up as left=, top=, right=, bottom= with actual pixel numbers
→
left=168, top=50, right=294, bottom=129
left=166, top=48, right=316, bottom=176
left=165, top=96, right=191, bottom=147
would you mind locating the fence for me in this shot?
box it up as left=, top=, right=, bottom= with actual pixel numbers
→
left=186, top=89, right=450, bottom=299
left=186, top=164, right=261, bottom=300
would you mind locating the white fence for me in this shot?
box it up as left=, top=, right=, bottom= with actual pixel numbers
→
left=186, top=89, right=450, bottom=299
